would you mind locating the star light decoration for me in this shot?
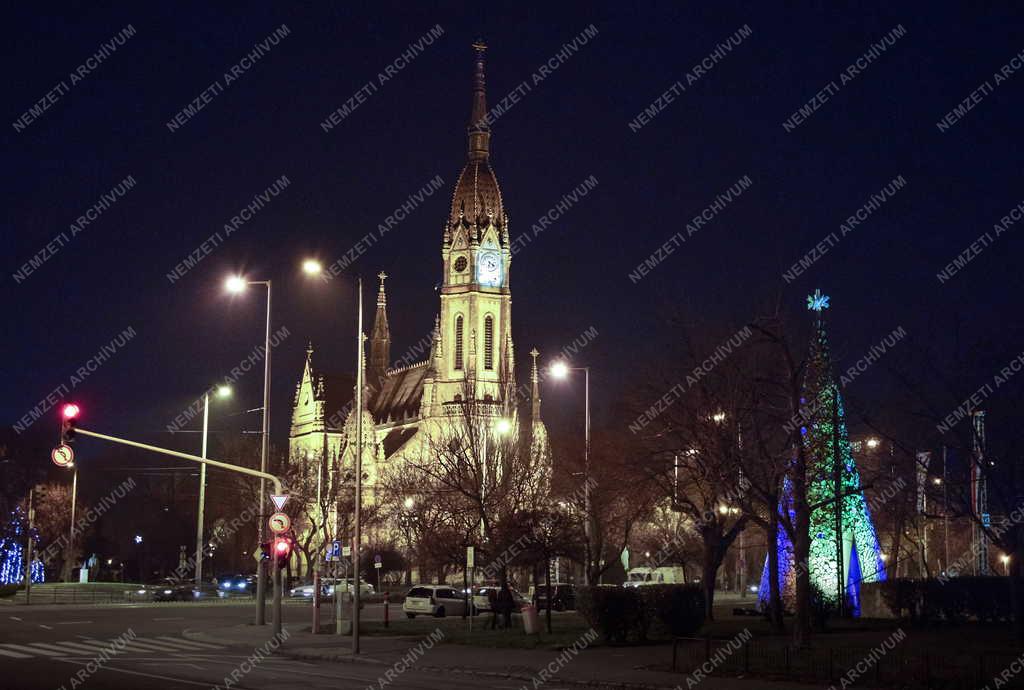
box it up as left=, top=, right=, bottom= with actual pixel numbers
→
left=807, top=289, right=830, bottom=312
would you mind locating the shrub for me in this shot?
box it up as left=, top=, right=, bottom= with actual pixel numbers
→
left=577, top=586, right=644, bottom=643
left=880, top=577, right=1015, bottom=623
left=577, top=585, right=705, bottom=644
left=637, top=584, right=705, bottom=637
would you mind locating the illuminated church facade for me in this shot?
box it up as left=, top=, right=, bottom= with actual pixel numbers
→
left=288, top=44, right=549, bottom=551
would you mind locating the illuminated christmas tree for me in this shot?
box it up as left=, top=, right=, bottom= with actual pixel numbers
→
left=0, top=508, right=45, bottom=585
left=759, top=290, right=885, bottom=615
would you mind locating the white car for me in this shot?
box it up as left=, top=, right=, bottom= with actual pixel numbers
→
left=471, top=586, right=527, bottom=614
left=402, top=585, right=467, bottom=618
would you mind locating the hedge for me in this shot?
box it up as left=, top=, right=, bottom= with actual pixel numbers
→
left=880, top=576, right=1018, bottom=623
left=577, top=584, right=705, bottom=643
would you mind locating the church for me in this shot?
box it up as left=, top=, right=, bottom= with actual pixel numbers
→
left=288, top=43, right=550, bottom=561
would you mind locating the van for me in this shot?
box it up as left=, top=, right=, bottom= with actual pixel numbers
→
left=624, top=566, right=686, bottom=587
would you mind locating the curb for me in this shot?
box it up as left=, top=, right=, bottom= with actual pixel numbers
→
left=416, top=664, right=680, bottom=690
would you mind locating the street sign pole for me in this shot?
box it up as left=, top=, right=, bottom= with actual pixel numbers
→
left=24, top=488, right=34, bottom=605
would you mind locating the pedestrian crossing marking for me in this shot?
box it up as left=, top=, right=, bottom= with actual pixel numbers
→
left=0, top=636, right=225, bottom=660
left=0, top=645, right=32, bottom=658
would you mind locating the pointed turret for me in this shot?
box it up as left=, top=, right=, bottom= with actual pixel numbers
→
left=370, top=271, right=390, bottom=379
left=529, top=348, right=541, bottom=420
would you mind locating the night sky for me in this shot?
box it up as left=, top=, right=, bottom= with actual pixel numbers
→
left=4, top=1, right=1023, bottom=463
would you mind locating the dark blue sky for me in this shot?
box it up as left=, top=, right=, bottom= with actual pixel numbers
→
left=4, top=1, right=1023, bottom=455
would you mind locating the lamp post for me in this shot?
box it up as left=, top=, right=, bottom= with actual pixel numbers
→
left=195, top=385, right=232, bottom=587
left=479, top=417, right=512, bottom=539
left=549, top=361, right=592, bottom=585
left=225, top=275, right=274, bottom=627
left=302, top=260, right=364, bottom=654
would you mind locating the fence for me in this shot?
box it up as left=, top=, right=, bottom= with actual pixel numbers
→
left=671, top=636, right=1024, bottom=688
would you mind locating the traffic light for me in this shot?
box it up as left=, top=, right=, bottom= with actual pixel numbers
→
left=60, top=403, right=80, bottom=444
left=272, top=537, right=292, bottom=568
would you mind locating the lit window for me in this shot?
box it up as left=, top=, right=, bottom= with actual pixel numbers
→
left=454, top=316, right=464, bottom=370
left=484, top=315, right=494, bottom=370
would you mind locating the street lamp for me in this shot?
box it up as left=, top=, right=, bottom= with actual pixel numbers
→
left=1002, top=554, right=1010, bottom=575
left=548, top=360, right=593, bottom=584
left=301, top=259, right=365, bottom=653
left=479, top=417, right=512, bottom=539
left=195, top=385, right=232, bottom=587
left=224, top=273, right=274, bottom=631
left=403, top=497, right=416, bottom=511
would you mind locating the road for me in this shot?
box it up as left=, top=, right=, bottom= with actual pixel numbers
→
left=0, top=601, right=528, bottom=689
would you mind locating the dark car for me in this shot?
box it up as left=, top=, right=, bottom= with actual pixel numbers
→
left=216, top=573, right=256, bottom=595
left=534, top=583, right=576, bottom=611
left=153, top=578, right=220, bottom=601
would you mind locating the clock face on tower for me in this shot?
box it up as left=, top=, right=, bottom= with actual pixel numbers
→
left=477, top=252, right=501, bottom=286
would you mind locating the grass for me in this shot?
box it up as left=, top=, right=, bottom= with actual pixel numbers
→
left=360, top=611, right=595, bottom=649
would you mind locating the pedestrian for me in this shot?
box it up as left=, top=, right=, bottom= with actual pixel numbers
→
left=497, top=584, right=514, bottom=629
left=488, top=587, right=499, bottom=630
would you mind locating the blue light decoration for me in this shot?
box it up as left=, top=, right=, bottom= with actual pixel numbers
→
left=0, top=509, right=45, bottom=585
left=758, top=292, right=885, bottom=616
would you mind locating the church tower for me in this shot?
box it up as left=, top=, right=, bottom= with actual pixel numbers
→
left=437, top=42, right=514, bottom=410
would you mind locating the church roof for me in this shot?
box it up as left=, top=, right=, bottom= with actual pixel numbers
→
left=382, top=427, right=418, bottom=456
left=450, top=160, right=505, bottom=231
left=370, top=362, right=430, bottom=423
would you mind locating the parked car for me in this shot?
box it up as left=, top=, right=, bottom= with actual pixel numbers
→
left=534, top=583, right=576, bottom=611
left=402, top=585, right=467, bottom=618
left=624, top=566, right=687, bottom=587
left=471, top=586, right=527, bottom=615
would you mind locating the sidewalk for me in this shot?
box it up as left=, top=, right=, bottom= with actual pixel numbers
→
left=186, top=623, right=815, bottom=690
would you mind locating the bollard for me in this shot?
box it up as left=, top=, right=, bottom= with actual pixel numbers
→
left=384, top=592, right=389, bottom=628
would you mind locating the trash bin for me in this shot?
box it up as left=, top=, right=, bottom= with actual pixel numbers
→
left=521, top=604, right=540, bottom=634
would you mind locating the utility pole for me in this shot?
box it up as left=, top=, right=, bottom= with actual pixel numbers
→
left=353, top=275, right=364, bottom=655
left=24, top=488, right=34, bottom=604
left=65, top=466, right=78, bottom=582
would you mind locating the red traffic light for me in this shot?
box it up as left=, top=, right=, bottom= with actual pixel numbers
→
left=275, top=539, right=290, bottom=555
left=62, top=403, right=80, bottom=419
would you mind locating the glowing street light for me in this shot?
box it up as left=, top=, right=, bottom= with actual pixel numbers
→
left=302, top=259, right=323, bottom=275
left=1002, top=553, right=1010, bottom=575
left=225, top=275, right=247, bottom=293
left=549, top=361, right=570, bottom=379
left=403, top=497, right=415, bottom=511
left=712, top=411, right=726, bottom=424
left=216, top=385, right=232, bottom=398
left=494, top=418, right=512, bottom=435
left=134, top=535, right=143, bottom=545
left=866, top=438, right=880, bottom=449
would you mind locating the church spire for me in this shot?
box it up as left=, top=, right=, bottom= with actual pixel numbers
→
left=370, top=271, right=390, bottom=378
left=467, top=40, right=490, bottom=162
left=530, top=348, right=541, bottom=420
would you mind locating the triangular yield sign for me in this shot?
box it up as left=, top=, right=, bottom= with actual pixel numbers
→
left=270, top=494, right=288, bottom=511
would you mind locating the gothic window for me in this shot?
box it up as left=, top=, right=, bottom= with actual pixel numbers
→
left=484, top=315, right=494, bottom=370
left=454, top=315, right=464, bottom=370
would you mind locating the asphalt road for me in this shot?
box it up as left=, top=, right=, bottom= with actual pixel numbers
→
left=0, top=602, right=525, bottom=689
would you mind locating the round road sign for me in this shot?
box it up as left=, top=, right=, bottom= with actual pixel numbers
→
left=51, top=444, right=74, bottom=468
left=268, top=512, right=291, bottom=534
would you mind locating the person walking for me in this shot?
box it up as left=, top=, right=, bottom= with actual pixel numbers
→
left=497, top=584, right=514, bottom=630
left=488, top=587, right=500, bottom=630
